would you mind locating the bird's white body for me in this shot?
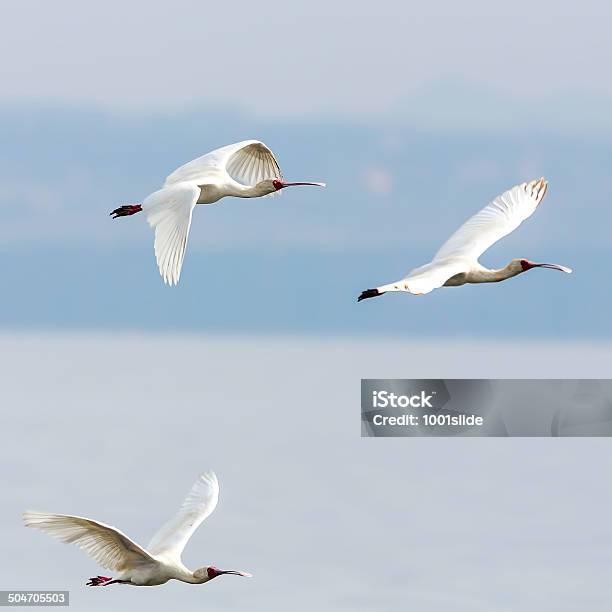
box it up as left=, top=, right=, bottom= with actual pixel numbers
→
left=162, top=141, right=283, bottom=204
left=112, top=140, right=324, bottom=286
left=359, top=178, right=572, bottom=301
left=113, top=556, right=198, bottom=587
left=23, top=471, right=251, bottom=588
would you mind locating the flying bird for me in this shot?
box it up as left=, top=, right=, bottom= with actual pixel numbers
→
left=110, top=140, right=325, bottom=285
left=23, top=471, right=251, bottom=587
left=358, top=178, right=571, bottom=301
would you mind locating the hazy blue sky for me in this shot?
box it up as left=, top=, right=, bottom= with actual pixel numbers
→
left=1, top=108, right=610, bottom=337
left=2, top=2, right=612, bottom=336
left=3, top=1, right=612, bottom=130
left=4, top=334, right=612, bottom=612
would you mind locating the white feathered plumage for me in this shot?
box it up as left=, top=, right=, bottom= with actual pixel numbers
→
left=110, top=140, right=325, bottom=286
left=358, top=178, right=572, bottom=301
left=23, top=471, right=251, bottom=587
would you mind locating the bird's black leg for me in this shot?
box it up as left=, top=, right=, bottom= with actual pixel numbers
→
left=110, top=204, right=143, bottom=219
left=86, top=575, right=112, bottom=587
left=357, top=288, right=383, bottom=302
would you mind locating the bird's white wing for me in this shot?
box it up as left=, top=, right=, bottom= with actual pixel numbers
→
left=147, top=471, right=219, bottom=560
left=433, top=178, right=549, bottom=262
left=142, top=183, right=200, bottom=286
left=224, top=141, right=283, bottom=186
left=164, top=140, right=282, bottom=187
left=23, top=511, right=156, bottom=572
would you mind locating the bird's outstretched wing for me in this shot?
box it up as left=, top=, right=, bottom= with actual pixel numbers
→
left=433, top=178, right=549, bottom=262
left=164, top=140, right=282, bottom=187
left=142, top=183, right=200, bottom=286
left=224, top=141, right=283, bottom=186
left=23, top=511, right=156, bottom=572
left=147, top=471, right=219, bottom=561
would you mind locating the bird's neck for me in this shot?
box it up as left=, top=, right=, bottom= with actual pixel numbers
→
left=227, top=183, right=270, bottom=198
left=163, top=561, right=204, bottom=584
left=175, top=568, right=204, bottom=584
left=469, top=263, right=522, bottom=283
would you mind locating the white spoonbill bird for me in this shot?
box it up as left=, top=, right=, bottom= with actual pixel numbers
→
left=110, top=140, right=325, bottom=286
left=23, top=471, right=251, bottom=587
left=358, top=178, right=572, bottom=301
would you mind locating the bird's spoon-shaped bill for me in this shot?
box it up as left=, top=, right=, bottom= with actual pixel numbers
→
left=281, top=181, right=326, bottom=187
left=525, top=261, right=573, bottom=273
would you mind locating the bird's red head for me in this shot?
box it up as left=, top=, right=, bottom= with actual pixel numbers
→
left=519, top=259, right=573, bottom=273
left=207, top=566, right=221, bottom=579
left=206, top=566, right=252, bottom=580
left=271, top=179, right=326, bottom=191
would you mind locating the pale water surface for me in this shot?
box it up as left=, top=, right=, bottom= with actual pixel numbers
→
left=2, top=333, right=611, bottom=611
